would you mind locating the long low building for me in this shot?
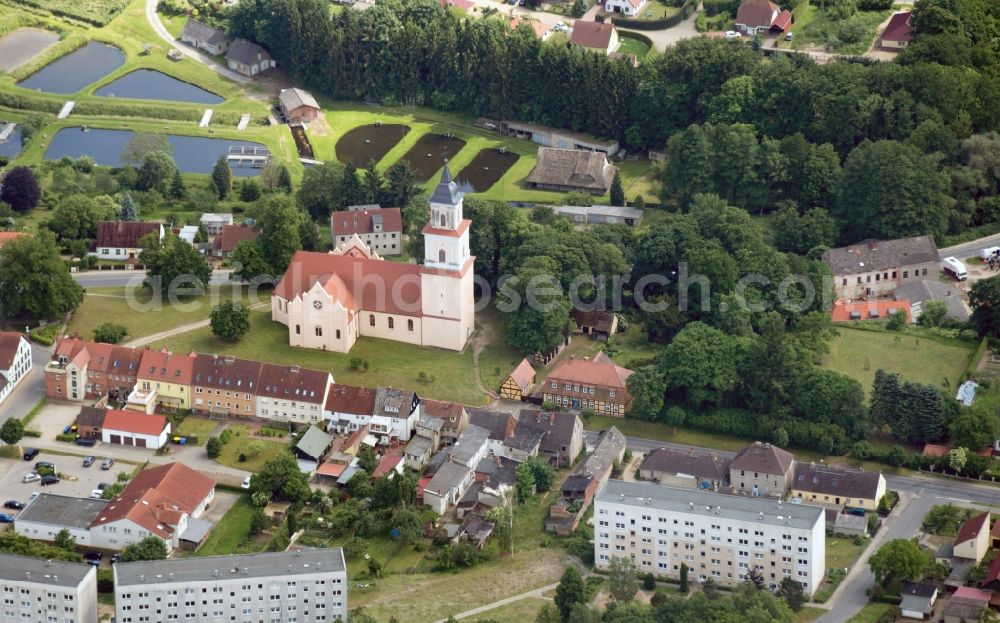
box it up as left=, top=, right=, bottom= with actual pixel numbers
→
left=113, top=549, right=348, bottom=623
left=594, top=480, right=826, bottom=597
left=15, top=494, right=107, bottom=546
left=0, top=554, right=98, bottom=623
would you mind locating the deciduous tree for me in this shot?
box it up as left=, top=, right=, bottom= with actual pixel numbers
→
left=0, top=166, right=41, bottom=212
left=0, top=231, right=83, bottom=319
left=210, top=302, right=251, bottom=341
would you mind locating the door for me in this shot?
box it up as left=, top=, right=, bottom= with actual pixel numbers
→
left=136, top=438, right=146, bottom=448
left=124, top=437, right=133, bottom=447
left=110, top=434, right=121, bottom=445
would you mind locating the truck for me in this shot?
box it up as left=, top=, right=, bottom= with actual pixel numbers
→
left=942, top=256, right=967, bottom=281
left=981, top=246, right=1000, bottom=260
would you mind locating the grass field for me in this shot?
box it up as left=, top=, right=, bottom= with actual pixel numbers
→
left=466, top=597, right=550, bottom=623
left=826, top=535, right=865, bottom=571
left=820, top=327, right=975, bottom=394
left=846, top=602, right=896, bottom=623
left=617, top=33, right=651, bottom=58
left=153, top=309, right=489, bottom=405
left=785, top=2, right=891, bottom=55
left=66, top=285, right=262, bottom=342
left=194, top=495, right=256, bottom=557
left=794, top=607, right=827, bottom=623
left=18, top=0, right=130, bottom=25
left=214, top=423, right=289, bottom=472
left=173, top=416, right=219, bottom=444
left=626, top=0, right=681, bottom=20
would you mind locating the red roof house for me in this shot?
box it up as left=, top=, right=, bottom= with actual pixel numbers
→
left=372, top=454, right=404, bottom=479
left=735, top=0, right=791, bottom=34
left=212, top=224, right=259, bottom=257
left=880, top=11, right=912, bottom=49
left=954, top=512, right=991, bottom=563
left=831, top=299, right=912, bottom=323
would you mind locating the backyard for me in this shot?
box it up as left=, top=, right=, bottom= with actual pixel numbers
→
left=617, top=33, right=652, bottom=59
left=171, top=415, right=219, bottom=445
left=820, top=327, right=975, bottom=394
left=193, top=495, right=259, bottom=557
left=778, top=1, right=890, bottom=54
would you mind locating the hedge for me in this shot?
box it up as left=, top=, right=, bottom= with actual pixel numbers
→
left=23, top=430, right=42, bottom=438
left=55, top=433, right=78, bottom=443
left=0, top=91, right=244, bottom=126
left=611, top=0, right=693, bottom=29
left=703, top=0, right=740, bottom=17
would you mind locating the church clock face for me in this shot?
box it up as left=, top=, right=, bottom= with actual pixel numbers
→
left=313, top=300, right=323, bottom=310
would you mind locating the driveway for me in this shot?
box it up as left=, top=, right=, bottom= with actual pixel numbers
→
left=0, top=455, right=116, bottom=506
left=143, top=0, right=250, bottom=84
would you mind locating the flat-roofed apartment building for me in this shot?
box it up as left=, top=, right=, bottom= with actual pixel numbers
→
left=0, top=554, right=98, bottom=623
left=594, top=480, right=826, bottom=597
left=114, top=549, right=347, bottom=623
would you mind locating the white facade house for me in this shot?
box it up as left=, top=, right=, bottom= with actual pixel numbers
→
left=255, top=365, right=332, bottom=425
left=92, top=222, right=164, bottom=261
left=15, top=494, right=106, bottom=548
left=0, top=332, right=31, bottom=407
left=199, top=213, right=233, bottom=236
left=423, top=462, right=475, bottom=515
left=0, top=554, right=98, bottom=623
left=594, top=480, right=826, bottom=597
left=604, top=0, right=648, bottom=17
left=91, top=514, right=188, bottom=552
left=114, top=549, right=347, bottom=623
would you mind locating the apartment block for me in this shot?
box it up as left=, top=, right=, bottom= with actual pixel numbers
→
left=594, top=480, right=826, bottom=597
left=0, top=554, right=98, bottom=623
left=114, top=549, right=347, bottom=623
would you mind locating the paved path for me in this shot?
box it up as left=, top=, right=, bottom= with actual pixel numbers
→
left=431, top=582, right=557, bottom=623
left=72, top=269, right=234, bottom=288
left=143, top=0, right=250, bottom=85
left=0, top=343, right=52, bottom=425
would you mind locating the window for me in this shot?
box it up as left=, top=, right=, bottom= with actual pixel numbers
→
left=315, top=326, right=322, bottom=337
left=407, top=319, right=413, bottom=331
left=336, top=329, right=341, bottom=339
left=440, top=213, right=446, bottom=227
left=439, top=249, right=446, bottom=263
left=369, top=314, right=375, bottom=327
left=903, top=270, right=909, bottom=278
left=388, top=317, right=394, bottom=329
left=295, top=325, right=300, bottom=335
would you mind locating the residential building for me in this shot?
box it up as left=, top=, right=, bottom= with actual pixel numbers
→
left=278, top=87, right=322, bottom=123
left=953, top=512, right=991, bottom=563
left=639, top=448, right=731, bottom=491
left=594, top=480, right=826, bottom=596
left=199, top=213, right=233, bottom=236
left=225, top=38, right=276, bottom=77
left=113, top=549, right=347, bottom=623
left=981, top=556, right=1000, bottom=591
left=423, top=399, right=469, bottom=445
left=415, top=414, right=443, bottom=451
left=543, top=352, right=634, bottom=416
left=78, top=342, right=114, bottom=401
left=404, top=435, right=434, bottom=469
left=734, top=0, right=792, bottom=34
left=943, top=588, right=991, bottom=623
left=831, top=299, right=913, bottom=323
left=91, top=462, right=216, bottom=552
left=551, top=204, right=643, bottom=227
left=547, top=427, right=625, bottom=535
left=136, top=348, right=196, bottom=410
left=191, top=354, right=262, bottom=418
left=256, top=363, right=332, bottom=424
left=0, top=554, right=98, bottom=623
left=569, top=21, right=619, bottom=55
left=423, top=461, right=475, bottom=515
left=823, top=236, right=939, bottom=299
left=730, top=441, right=794, bottom=498
left=370, top=386, right=420, bottom=443
left=526, top=148, right=618, bottom=194
left=324, top=384, right=377, bottom=433
left=211, top=224, right=258, bottom=258
left=516, top=410, right=584, bottom=468
left=445, top=424, right=490, bottom=468
left=295, top=425, right=333, bottom=465
left=178, top=225, right=200, bottom=245
left=91, top=221, right=164, bottom=261
left=15, top=494, right=107, bottom=546
left=44, top=338, right=92, bottom=402
left=790, top=464, right=886, bottom=511
left=499, top=358, right=535, bottom=400
left=468, top=409, right=516, bottom=456
left=500, top=121, right=620, bottom=156
left=180, top=18, right=229, bottom=55
left=899, top=582, right=937, bottom=619
left=272, top=166, right=475, bottom=353
left=0, top=331, right=31, bottom=407
left=880, top=11, right=912, bottom=49
left=605, top=0, right=648, bottom=17
left=894, top=279, right=969, bottom=321
left=372, top=454, right=404, bottom=479
left=76, top=406, right=107, bottom=439
left=570, top=309, right=619, bottom=341
left=106, top=346, right=143, bottom=400
left=330, top=207, right=403, bottom=256
left=502, top=425, right=543, bottom=462
left=100, top=410, right=170, bottom=449
left=508, top=17, right=552, bottom=40
left=44, top=339, right=140, bottom=403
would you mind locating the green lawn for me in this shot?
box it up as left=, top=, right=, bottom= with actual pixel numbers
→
left=846, top=602, right=896, bottom=623
left=467, top=597, right=550, bottom=623
left=173, top=416, right=219, bottom=445
left=820, top=327, right=975, bottom=394
left=826, top=535, right=865, bottom=571
left=67, top=285, right=263, bottom=343
left=626, top=0, right=680, bottom=20
left=214, top=424, right=290, bottom=472
left=605, top=324, right=659, bottom=369
left=153, top=309, right=490, bottom=405
left=794, top=607, right=827, bottom=623
left=617, top=33, right=651, bottom=58
left=194, top=495, right=257, bottom=557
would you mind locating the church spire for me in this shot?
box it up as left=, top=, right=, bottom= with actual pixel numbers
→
left=429, top=159, right=463, bottom=207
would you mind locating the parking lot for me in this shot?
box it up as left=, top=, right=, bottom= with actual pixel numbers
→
left=0, top=453, right=132, bottom=510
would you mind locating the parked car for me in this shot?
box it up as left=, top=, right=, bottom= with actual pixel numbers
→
left=101, top=458, right=114, bottom=470
left=34, top=461, right=54, bottom=471
left=112, top=553, right=121, bottom=564
left=0, top=514, right=14, bottom=524
left=75, top=437, right=96, bottom=447
left=22, top=473, right=40, bottom=484
left=62, top=424, right=78, bottom=434
left=724, top=30, right=741, bottom=38
left=785, top=31, right=794, bottom=41
left=40, top=475, right=59, bottom=486
left=29, top=492, right=39, bottom=501
left=97, top=483, right=111, bottom=491
left=83, top=551, right=103, bottom=566
left=83, top=456, right=96, bottom=468
left=3, top=501, right=24, bottom=510
left=22, top=448, right=39, bottom=461
left=241, top=476, right=252, bottom=489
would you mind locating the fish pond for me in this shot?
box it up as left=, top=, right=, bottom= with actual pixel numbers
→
left=94, top=69, right=224, bottom=104
left=396, top=133, right=466, bottom=181
left=16, top=41, right=125, bottom=94
left=44, top=128, right=267, bottom=176
left=0, top=28, right=60, bottom=72
left=456, top=148, right=519, bottom=193
left=335, top=123, right=409, bottom=167
left=0, top=124, right=23, bottom=160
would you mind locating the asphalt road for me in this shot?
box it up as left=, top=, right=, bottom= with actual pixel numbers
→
left=939, top=235, right=1000, bottom=263
left=0, top=343, right=51, bottom=424
left=72, top=269, right=234, bottom=288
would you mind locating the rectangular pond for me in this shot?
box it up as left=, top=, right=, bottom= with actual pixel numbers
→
left=16, top=41, right=125, bottom=94
left=0, top=124, right=23, bottom=160
left=456, top=148, right=519, bottom=193
left=336, top=123, right=409, bottom=167
left=0, top=28, right=60, bottom=72
left=94, top=69, right=224, bottom=105
left=44, top=128, right=267, bottom=176
left=397, top=133, right=466, bottom=181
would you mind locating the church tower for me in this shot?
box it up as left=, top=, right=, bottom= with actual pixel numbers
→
left=420, top=163, right=475, bottom=350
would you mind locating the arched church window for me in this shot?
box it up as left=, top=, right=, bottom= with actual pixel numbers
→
left=439, top=249, right=446, bottom=263
left=440, top=213, right=447, bottom=227
left=336, top=329, right=341, bottom=339
left=408, top=319, right=414, bottom=331
left=369, top=314, right=375, bottom=327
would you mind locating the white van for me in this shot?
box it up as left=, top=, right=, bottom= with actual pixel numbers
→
left=981, top=246, right=1000, bottom=260
left=942, top=256, right=967, bottom=281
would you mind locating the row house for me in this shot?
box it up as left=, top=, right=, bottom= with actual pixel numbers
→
left=325, top=386, right=421, bottom=443
left=256, top=363, right=332, bottom=424
left=135, top=348, right=197, bottom=411
left=191, top=355, right=262, bottom=418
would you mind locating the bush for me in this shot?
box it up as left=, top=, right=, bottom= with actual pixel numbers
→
left=206, top=436, right=222, bottom=458
left=93, top=322, right=128, bottom=344
left=22, top=429, right=42, bottom=438
left=55, top=433, right=78, bottom=442
left=703, top=0, right=740, bottom=16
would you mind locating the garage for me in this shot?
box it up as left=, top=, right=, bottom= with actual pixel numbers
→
left=135, top=438, right=146, bottom=448
left=100, top=410, right=171, bottom=450
left=109, top=434, right=121, bottom=444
